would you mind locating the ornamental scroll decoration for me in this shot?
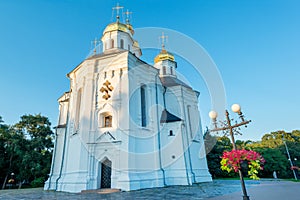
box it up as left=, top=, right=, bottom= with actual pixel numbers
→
left=100, top=80, right=114, bottom=100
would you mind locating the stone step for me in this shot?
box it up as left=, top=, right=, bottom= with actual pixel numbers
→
left=81, top=188, right=121, bottom=194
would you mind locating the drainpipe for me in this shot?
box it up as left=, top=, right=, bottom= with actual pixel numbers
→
left=180, top=87, right=195, bottom=184
left=186, top=105, right=196, bottom=183
left=55, top=99, right=70, bottom=190
left=181, top=123, right=191, bottom=185
left=155, top=74, right=166, bottom=186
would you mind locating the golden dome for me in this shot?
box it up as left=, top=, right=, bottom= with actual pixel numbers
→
left=103, top=22, right=134, bottom=35
left=154, top=49, right=175, bottom=63
left=133, top=40, right=140, bottom=48
left=126, top=24, right=134, bottom=35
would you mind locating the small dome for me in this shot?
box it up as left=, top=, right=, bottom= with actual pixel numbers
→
left=133, top=40, right=140, bottom=48
left=154, top=49, right=175, bottom=63
left=103, top=22, right=134, bottom=35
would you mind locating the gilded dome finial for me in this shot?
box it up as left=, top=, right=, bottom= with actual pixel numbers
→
left=112, top=3, right=124, bottom=22
left=92, top=38, right=99, bottom=55
left=124, top=9, right=132, bottom=24
left=154, top=33, right=174, bottom=63
left=159, top=32, right=168, bottom=51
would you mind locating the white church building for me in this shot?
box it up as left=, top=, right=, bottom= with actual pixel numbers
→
left=44, top=6, right=211, bottom=193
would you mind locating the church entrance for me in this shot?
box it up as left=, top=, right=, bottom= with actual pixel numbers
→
left=100, top=158, right=112, bottom=188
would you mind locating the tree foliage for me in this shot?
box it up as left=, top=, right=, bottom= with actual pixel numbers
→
left=0, top=114, right=54, bottom=189
left=205, top=130, right=300, bottom=179
left=205, top=134, right=236, bottom=178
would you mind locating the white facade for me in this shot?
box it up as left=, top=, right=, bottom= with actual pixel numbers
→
left=44, top=19, right=211, bottom=193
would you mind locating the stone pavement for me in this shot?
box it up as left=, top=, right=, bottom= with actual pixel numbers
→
left=0, top=180, right=298, bottom=200
left=209, top=180, right=300, bottom=200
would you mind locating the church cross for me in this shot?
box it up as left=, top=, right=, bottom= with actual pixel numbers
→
left=92, top=38, right=99, bottom=55
left=100, top=80, right=114, bottom=100
left=112, top=3, right=124, bottom=22
left=159, top=32, right=168, bottom=50
left=124, top=9, right=132, bottom=24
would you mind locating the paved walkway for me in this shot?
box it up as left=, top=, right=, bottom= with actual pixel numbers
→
left=0, top=180, right=298, bottom=200
left=209, top=180, right=299, bottom=200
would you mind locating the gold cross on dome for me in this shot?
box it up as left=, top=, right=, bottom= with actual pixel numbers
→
left=112, top=3, right=124, bottom=22
left=124, top=9, right=132, bottom=24
left=92, top=38, right=99, bottom=55
left=159, top=32, right=168, bottom=49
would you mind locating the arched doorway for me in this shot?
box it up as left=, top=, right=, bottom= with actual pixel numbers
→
left=100, top=158, right=112, bottom=188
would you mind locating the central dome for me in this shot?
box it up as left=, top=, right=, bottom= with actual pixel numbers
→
left=103, top=22, right=134, bottom=35
left=154, top=49, right=175, bottom=63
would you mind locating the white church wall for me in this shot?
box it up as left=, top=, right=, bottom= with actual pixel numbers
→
left=102, top=30, right=133, bottom=52
left=188, top=141, right=212, bottom=182
left=124, top=55, right=167, bottom=190
left=45, top=17, right=212, bottom=192
left=159, top=122, right=190, bottom=185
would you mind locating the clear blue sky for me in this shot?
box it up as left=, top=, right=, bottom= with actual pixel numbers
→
left=0, top=0, right=299, bottom=141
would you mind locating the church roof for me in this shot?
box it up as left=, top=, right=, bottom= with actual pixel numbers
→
left=103, top=22, right=134, bottom=35
left=160, top=76, right=192, bottom=89
left=154, top=49, right=175, bottom=63
left=160, top=109, right=182, bottom=123
left=67, top=49, right=127, bottom=77
left=87, top=49, right=127, bottom=60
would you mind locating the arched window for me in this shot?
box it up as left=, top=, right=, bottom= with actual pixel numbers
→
left=141, top=85, right=147, bottom=127
left=170, top=67, right=173, bottom=75
left=187, top=105, right=193, bottom=139
left=162, top=66, right=166, bottom=75
left=111, top=39, right=114, bottom=48
left=104, top=115, right=112, bottom=127
left=75, top=89, right=82, bottom=130
left=120, top=39, right=124, bottom=49
left=169, top=130, right=174, bottom=136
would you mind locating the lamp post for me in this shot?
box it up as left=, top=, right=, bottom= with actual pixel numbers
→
left=209, top=104, right=251, bottom=200
left=282, top=136, right=298, bottom=180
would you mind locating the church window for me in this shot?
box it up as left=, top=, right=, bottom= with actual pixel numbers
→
left=162, top=66, right=166, bottom=75
left=120, top=39, right=124, bottom=49
left=169, top=130, right=174, bottom=136
left=170, top=67, right=173, bottom=75
left=187, top=105, right=193, bottom=139
left=103, top=115, right=112, bottom=127
left=75, top=89, right=82, bottom=130
left=112, top=70, right=115, bottom=77
left=104, top=72, right=107, bottom=79
left=111, top=39, right=114, bottom=48
left=120, top=69, right=123, bottom=77
left=141, top=85, right=147, bottom=127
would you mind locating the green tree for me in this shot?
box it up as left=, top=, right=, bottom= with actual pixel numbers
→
left=204, top=129, right=300, bottom=179
left=205, top=132, right=235, bottom=178
left=0, top=114, right=54, bottom=189
left=254, top=148, right=288, bottom=178
left=250, top=130, right=300, bottom=178
left=0, top=117, right=27, bottom=189
left=14, top=114, right=54, bottom=187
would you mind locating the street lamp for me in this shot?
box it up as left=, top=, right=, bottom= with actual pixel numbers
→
left=209, top=104, right=251, bottom=200
left=282, top=136, right=298, bottom=180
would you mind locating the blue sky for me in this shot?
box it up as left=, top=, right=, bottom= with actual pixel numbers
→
left=0, top=0, right=299, bottom=141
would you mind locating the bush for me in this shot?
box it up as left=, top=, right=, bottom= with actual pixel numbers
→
left=30, top=177, right=45, bottom=188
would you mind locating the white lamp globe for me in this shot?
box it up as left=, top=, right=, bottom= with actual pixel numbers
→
left=209, top=111, right=218, bottom=119
left=231, top=104, right=241, bottom=113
